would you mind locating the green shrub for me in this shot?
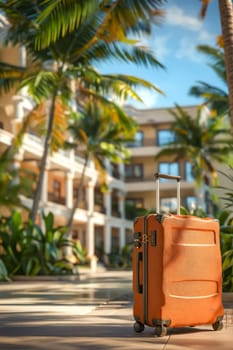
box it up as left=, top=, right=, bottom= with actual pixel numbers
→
left=0, top=211, right=86, bottom=280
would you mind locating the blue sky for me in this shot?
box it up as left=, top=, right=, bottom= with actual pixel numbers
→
left=96, top=0, right=223, bottom=109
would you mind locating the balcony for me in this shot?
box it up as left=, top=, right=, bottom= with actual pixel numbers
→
left=129, top=145, right=161, bottom=157
left=94, top=204, right=105, bottom=214
left=127, top=138, right=160, bottom=157
left=48, top=193, right=66, bottom=205
left=0, top=128, right=13, bottom=146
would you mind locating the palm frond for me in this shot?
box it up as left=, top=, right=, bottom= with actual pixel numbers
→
left=196, top=45, right=224, bottom=62
left=190, top=81, right=228, bottom=115
left=189, top=44, right=228, bottom=115
left=31, top=0, right=166, bottom=49
left=0, top=62, right=25, bottom=93
left=199, top=1, right=212, bottom=19
left=190, top=82, right=227, bottom=99
left=20, top=71, right=62, bottom=102
left=155, top=104, right=232, bottom=187
left=103, top=74, right=164, bottom=95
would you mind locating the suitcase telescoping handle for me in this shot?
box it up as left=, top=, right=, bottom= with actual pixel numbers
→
left=154, top=173, right=181, bottom=215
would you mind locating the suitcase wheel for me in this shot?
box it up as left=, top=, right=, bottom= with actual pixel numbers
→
left=154, top=325, right=167, bottom=337
left=212, top=320, right=224, bottom=331
left=134, top=321, right=145, bottom=333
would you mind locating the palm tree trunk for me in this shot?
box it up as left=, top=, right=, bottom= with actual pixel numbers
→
left=218, top=0, right=233, bottom=135
left=65, top=155, right=89, bottom=236
left=30, top=91, right=58, bottom=223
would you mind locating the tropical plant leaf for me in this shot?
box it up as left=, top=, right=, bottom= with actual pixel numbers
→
left=0, top=259, right=10, bottom=281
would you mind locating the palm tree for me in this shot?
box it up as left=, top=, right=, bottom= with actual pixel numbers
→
left=200, top=0, right=233, bottom=135
left=189, top=45, right=228, bottom=116
left=65, top=99, right=136, bottom=235
left=0, top=0, right=166, bottom=223
left=154, top=105, right=233, bottom=209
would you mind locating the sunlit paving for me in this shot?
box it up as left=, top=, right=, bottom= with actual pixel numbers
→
left=0, top=271, right=232, bottom=350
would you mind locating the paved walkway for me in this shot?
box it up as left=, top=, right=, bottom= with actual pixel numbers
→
left=0, top=271, right=232, bottom=350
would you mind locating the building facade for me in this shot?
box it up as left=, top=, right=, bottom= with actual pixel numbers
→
left=1, top=42, right=229, bottom=272
left=124, top=105, right=204, bottom=215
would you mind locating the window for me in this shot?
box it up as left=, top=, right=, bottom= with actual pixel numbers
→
left=111, top=163, right=120, bottom=178
left=73, top=180, right=85, bottom=201
left=72, top=230, right=79, bottom=240
left=125, top=164, right=143, bottom=180
left=127, top=131, right=144, bottom=147
left=53, top=180, right=61, bottom=200
left=158, top=162, right=179, bottom=178
left=135, top=131, right=144, bottom=147
left=161, top=197, right=177, bottom=213
left=186, top=196, right=197, bottom=211
left=126, top=198, right=144, bottom=208
left=185, top=162, right=194, bottom=182
left=95, top=188, right=104, bottom=206
left=157, top=129, right=175, bottom=146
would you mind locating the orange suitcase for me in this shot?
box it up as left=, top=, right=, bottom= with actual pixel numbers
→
left=132, top=173, right=224, bottom=336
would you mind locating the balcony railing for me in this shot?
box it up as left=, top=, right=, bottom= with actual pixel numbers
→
left=94, top=204, right=105, bottom=213
left=125, top=175, right=152, bottom=182
left=48, top=193, right=65, bottom=205
left=127, top=138, right=157, bottom=148
left=125, top=175, right=194, bottom=183
left=111, top=209, right=122, bottom=218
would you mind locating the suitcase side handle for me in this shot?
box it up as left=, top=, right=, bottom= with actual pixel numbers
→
left=136, top=252, right=143, bottom=294
left=154, top=172, right=181, bottom=215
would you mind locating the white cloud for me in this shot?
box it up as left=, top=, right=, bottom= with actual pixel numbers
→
left=164, top=5, right=215, bottom=63
left=129, top=87, right=160, bottom=109
left=175, top=37, right=202, bottom=62
left=175, top=30, right=215, bottom=63
left=198, top=29, right=213, bottom=42
left=152, top=35, right=171, bottom=60
left=165, top=5, right=202, bottom=32
left=134, top=5, right=214, bottom=63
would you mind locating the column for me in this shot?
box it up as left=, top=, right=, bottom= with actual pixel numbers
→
left=67, top=135, right=75, bottom=163
left=104, top=189, right=112, bottom=217
left=41, top=165, right=48, bottom=204
left=105, top=159, right=112, bottom=176
left=104, top=221, right=111, bottom=264
left=19, top=45, right=26, bottom=67
left=119, top=225, right=125, bottom=250
left=86, top=179, right=95, bottom=213
left=64, top=172, right=74, bottom=259
left=12, top=149, right=24, bottom=180
left=39, top=161, right=49, bottom=231
left=118, top=190, right=125, bottom=219
left=86, top=217, right=94, bottom=255
left=12, top=46, right=26, bottom=134
left=118, top=190, right=126, bottom=249
left=66, top=172, right=74, bottom=209
left=86, top=179, right=97, bottom=271
left=119, top=163, right=124, bottom=181
left=15, top=45, right=26, bottom=123
left=103, top=189, right=112, bottom=264
left=12, top=97, right=24, bottom=136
